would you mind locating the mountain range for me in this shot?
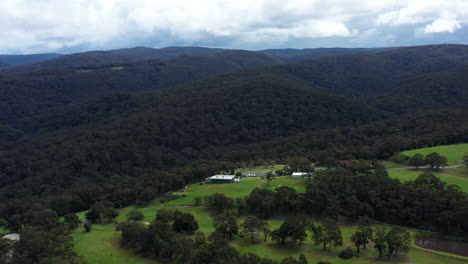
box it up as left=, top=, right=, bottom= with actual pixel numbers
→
left=1, top=44, right=468, bottom=205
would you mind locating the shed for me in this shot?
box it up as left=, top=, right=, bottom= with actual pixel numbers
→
left=205, top=175, right=240, bottom=183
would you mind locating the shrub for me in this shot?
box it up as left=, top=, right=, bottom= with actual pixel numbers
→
left=339, top=247, right=353, bottom=259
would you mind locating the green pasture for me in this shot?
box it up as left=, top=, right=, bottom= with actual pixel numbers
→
left=401, top=143, right=468, bottom=165
left=388, top=167, right=468, bottom=192
left=71, top=175, right=468, bottom=264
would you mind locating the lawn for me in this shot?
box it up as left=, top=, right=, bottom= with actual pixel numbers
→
left=401, top=143, right=468, bottom=165
left=235, top=164, right=286, bottom=173
left=73, top=224, right=160, bottom=264
left=164, top=176, right=308, bottom=206
left=388, top=167, right=468, bottom=192
left=71, top=175, right=468, bottom=264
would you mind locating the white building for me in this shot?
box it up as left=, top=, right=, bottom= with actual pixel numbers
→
left=292, top=172, right=310, bottom=178
left=205, top=175, right=240, bottom=183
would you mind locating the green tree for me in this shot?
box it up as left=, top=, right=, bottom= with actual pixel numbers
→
left=64, top=213, right=81, bottom=230
left=213, top=215, right=238, bottom=239
left=386, top=227, right=411, bottom=257
left=127, top=209, right=144, bottom=222
left=310, top=220, right=343, bottom=252
left=298, top=254, right=308, bottom=264
left=265, top=171, right=275, bottom=186
left=205, top=193, right=235, bottom=214
left=270, top=217, right=307, bottom=246
left=235, top=197, right=246, bottom=217
left=350, top=225, right=373, bottom=253
left=156, top=209, right=174, bottom=222
left=84, top=223, right=92, bottom=232
left=425, top=152, right=448, bottom=170
left=241, top=216, right=269, bottom=242
left=409, top=153, right=425, bottom=169
left=172, top=210, right=199, bottom=234
left=372, top=227, right=387, bottom=258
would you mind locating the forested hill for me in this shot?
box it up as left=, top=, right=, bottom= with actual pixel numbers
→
left=0, top=53, right=61, bottom=67
left=1, top=44, right=468, bottom=216
left=0, top=50, right=284, bottom=126
left=0, top=76, right=388, bottom=197
left=261, top=47, right=393, bottom=62
left=0, top=46, right=248, bottom=74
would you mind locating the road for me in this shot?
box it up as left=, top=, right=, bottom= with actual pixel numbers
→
left=387, top=164, right=465, bottom=171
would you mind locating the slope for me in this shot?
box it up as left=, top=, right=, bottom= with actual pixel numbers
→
left=0, top=50, right=284, bottom=127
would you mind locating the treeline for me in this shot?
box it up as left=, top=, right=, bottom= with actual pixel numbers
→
left=391, top=152, right=449, bottom=169
left=0, top=209, right=85, bottom=264
left=201, top=164, right=468, bottom=234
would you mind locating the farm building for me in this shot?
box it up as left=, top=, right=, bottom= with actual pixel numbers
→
left=205, top=175, right=240, bottom=183
left=292, top=172, right=311, bottom=178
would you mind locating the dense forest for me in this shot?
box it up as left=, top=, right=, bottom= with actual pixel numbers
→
left=1, top=44, right=468, bottom=263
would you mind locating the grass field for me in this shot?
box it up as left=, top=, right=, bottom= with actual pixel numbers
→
left=164, top=176, right=308, bottom=206
left=72, top=175, right=468, bottom=264
left=388, top=167, right=468, bottom=192
left=401, top=143, right=468, bottom=165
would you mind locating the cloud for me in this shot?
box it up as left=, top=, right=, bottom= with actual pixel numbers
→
left=424, top=19, right=462, bottom=33
left=0, top=0, right=467, bottom=53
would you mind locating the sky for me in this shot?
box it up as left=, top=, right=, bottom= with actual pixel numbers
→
left=1, top=0, right=468, bottom=54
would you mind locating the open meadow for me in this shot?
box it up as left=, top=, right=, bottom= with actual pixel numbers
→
left=71, top=174, right=468, bottom=264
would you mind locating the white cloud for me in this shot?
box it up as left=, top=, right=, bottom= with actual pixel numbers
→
left=0, top=0, right=467, bottom=53
left=424, top=18, right=462, bottom=33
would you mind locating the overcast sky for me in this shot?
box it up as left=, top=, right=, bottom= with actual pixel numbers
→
left=1, top=0, right=468, bottom=54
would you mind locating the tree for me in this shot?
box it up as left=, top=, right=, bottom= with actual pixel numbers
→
left=287, top=157, right=312, bottom=172
left=127, top=209, right=144, bottom=222
left=386, top=227, right=411, bottom=257
left=235, top=197, right=246, bottom=217
left=409, top=153, right=425, bottom=169
left=310, top=220, right=343, bottom=252
left=172, top=210, right=199, bottom=234
left=425, top=152, right=448, bottom=170
left=194, top=197, right=202, bottom=206
left=85, top=202, right=118, bottom=224
left=270, top=217, right=307, bottom=246
left=298, top=254, right=308, bottom=264
left=205, top=193, right=235, bottom=214
left=280, top=256, right=298, bottom=264
left=245, top=188, right=276, bottom=218
left=322, top=219, right=343, bottom=252
left=265, top=171, right=275, bottom=186
left=213, top=215, right=238, bottom=239
left=84, top=223, right=92, bottom=232
left=64, top=213, right=81, bottom=230
left=241, top=216, right=269, bottom=242
left=156, top=209, right=174, bottom=222
left=372, top=227, right=387, bottom=258
left=350, top=225, right=373, bottom=253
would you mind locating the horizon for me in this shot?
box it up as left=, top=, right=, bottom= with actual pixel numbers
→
left=0, top=43, right=464, bottom=56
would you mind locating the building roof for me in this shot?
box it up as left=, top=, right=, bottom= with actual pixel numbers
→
left=209, top=175, right=237, bottom=180
left=3, top=233, right=20, bottom=241
left=292, top=172, right=308, bottom=176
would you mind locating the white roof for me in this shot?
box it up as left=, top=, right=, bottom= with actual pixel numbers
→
left=292, top=172, right=308, bottom=175
left=3, top=233, right=20, bottom=241
left=209, top=175, right=237, bottom=180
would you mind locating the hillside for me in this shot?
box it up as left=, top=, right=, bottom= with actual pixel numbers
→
left=261, top=47, right=393, bottom=62
left=0, top=53, right=61, bottom=67
left=0, top=76, right=388, bottom=198
left=374, top=65, right=468, bottom=113
left=0, top=47, right=225, bottom=74
left=0, top=50, right=284, bottom=127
